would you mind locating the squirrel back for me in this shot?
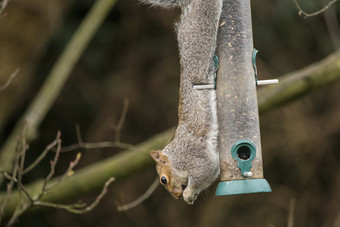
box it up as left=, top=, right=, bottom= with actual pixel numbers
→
left=143, top=0, right=222, bottom=204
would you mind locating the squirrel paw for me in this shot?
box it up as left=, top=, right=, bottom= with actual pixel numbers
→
left=183, top=189, right=198, bottom=205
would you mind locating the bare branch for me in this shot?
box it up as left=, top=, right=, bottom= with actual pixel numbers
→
left=6, top=202, right=29, bottom=227
left=1, top=131, right=64, bottom=226
left=23, top=131, right=61, bottom=174
left=116, top=178, right=159, bottom=212
left=112, top=98, right=129, bottom=143
left=60, top=141, right=134, bottom=152
left=35, top=177, right=115, bottom=214
left=1, top=128, right=29, bottom=227
left=61, top=120, right=133, bottom=152
left=323, top=5, right=340, bottom=49
left=40, top=136, right=62, bottom=195
left=0, top=129, right=115, bottom=225
left=0, top=170, right=17, bottom=224
left=75, top=124, right=83, bottom=144
left=76, top=177, right=115, bottom=213
left=293, top=0, right=339, bottom=18
left=0, top=173, right=33, bottom=205
left=45, top=152, right=82, bottom=191
left=0, top=0, right=10, bottom=16
left=59, top=123, right=134, bottom=153
left=0, top=68, right=19, bottom=92
left=287, top=198, right=296, bottom=227
left=333, top=209, right=340, bottom=227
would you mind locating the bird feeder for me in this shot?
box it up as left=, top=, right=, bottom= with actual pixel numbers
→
left=215, top=0, right=276, bottom=195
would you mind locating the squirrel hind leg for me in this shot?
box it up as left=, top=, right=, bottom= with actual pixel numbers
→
left=182, top=162, right=219, bottom=204
left=183, top=187, right=199, bottom=204
left=182, top=176, right=204, bottom=204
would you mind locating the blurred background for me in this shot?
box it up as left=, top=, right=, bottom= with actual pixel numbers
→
left=0, top=0, right=339, bottom=226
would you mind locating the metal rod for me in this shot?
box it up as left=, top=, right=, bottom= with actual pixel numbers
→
left=257, top=79, right=279, bottom=86
left=192, top=84, right=215, bottom=90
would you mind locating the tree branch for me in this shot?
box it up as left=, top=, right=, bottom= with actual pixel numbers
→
left=258, top=50, right=340, bottom=114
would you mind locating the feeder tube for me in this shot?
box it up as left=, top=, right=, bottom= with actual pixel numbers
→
left=216, top=0, right=264, bottom=181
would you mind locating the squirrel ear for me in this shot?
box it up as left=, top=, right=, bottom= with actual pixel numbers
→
left=150, top=150, right=161, bottom=162
left=150, top=150, right=168, bottom=164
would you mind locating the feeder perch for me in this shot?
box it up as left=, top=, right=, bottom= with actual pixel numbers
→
left=215, top=0, right=273, bottom=196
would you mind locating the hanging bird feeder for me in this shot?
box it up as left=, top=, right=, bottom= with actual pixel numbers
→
left=215, top=0, right=277, bottom=196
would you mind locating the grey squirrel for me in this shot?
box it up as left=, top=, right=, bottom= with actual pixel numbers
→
left=140, top=0, right=222, bottom=204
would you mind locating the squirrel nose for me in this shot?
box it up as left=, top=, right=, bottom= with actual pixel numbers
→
left=174, top=192, right=182, bottom=199
left=172, top=189, right=183, bottom=199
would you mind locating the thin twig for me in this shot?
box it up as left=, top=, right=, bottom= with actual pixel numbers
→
left=6, top=203, right=29, bottom=227
left=23, top=131, right=61, bottom=174
left=0, top=168, right=18, bottom=224
left=75, top=124, right=83, bottom=144
left=5, top=133, right=29, bottom=227
left=59, top=122, right=134, bottom=152
left=293, top=0, right=339, bottom=17
left=34, top=201, right=87, bottom=210
left=45, top=152, right=82, bottom=191
left=14, top=129, right=31, bottom=220
left=0, top=126, right=27, bottom=224
left=0, top=68, right=19, bottom=92
left=287, top=198, right=296, bottom=227
left=323, top=5, right=340, bottom=49
left=60, top=141, right=134, bottom=152
left=16, top=181, right=33, bottom=205
left=78, top=177, right=115, bottom=213
left=13, top=130, right=36, bottom=210
left=0, top=0, right=10, bottom=16
left=332, top=209, right=340, bottom=227
left=35, top=177, right=115, bottom=214
left=0, top=173, right=32, bottom=205
left=39, top=135, right=62, bottom=197
left=116, top=178, right=159, bottom=212
left=17, top=125, right=30, bottom=202
left=112, top=98, right=129, bottom=143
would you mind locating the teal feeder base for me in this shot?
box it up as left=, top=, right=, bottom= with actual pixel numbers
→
left=215, top=179, right=271, bottom=196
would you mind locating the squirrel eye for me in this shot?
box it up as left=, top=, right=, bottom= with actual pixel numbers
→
left=160, top=176, right=168, bottom=185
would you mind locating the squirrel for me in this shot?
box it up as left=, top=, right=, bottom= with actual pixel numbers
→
left=140, top=0, right=222, bottom=204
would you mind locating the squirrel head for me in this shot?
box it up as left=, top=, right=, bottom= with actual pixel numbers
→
left=151, top=150, right=189, bottom=200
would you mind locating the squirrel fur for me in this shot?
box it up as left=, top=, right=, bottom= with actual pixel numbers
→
left=141, top=0, right=222, bottom=204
